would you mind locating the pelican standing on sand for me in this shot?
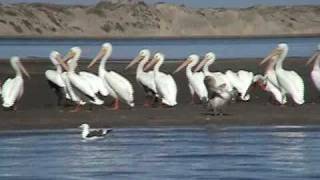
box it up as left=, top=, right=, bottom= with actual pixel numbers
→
left=45, top=51, right=68, bottom=106
left=2, top=56, right=30, bottom=110
left=88, top=43, right=134, bottom=110
left=259, top=54, right=287, bottom=105
left=144, top=53, right=177, bottom=107
left=125, top=49, right=158, bottom=107
left=263, top=43, right=304, bottom=105
left=173, top=54, right=208, bottom=103
left=306, top=45, right=320, bottom=96
left=194, top=52, right=233, bottom=91
left=59, top=47, right=104, bottom=111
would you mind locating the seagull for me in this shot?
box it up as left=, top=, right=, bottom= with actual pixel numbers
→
left=79, top=124, right=112, bottom=140
left=204, top=76, right=237, bottom=116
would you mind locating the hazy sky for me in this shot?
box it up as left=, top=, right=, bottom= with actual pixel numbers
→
left=1, top=0, right=320, bottom=8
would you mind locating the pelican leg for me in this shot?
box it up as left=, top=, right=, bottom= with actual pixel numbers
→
left=190, top=94, right=197, bottom=104
left=111, top=98, right=120, bottom=110
left=70, top=104, right=81, bottom=112
left=143, top=96, right=151, bottom=107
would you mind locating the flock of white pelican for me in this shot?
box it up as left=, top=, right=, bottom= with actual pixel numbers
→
left=1, top=42, right=319, bottom=114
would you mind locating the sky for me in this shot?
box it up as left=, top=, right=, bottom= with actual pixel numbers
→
left=1, top=0, right=320, bottom=8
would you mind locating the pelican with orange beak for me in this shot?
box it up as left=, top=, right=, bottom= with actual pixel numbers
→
left=259, top=53, right=287, bottom=105
left=263, top=43, right=304, bottom=105
left=125, top=49, right=158, bottom=107
left=59, top=47, right=104, bottom=112
left=306, top=45, right=320, bottom=95
left=88, top=43, right=134, bottom=110
left=2, top=56, right=30, bottom=110
left=173, top=54, right=208, bottom=103
left=194, top=52, right=233, bottom=92
left=144, top=53, right=177, bottom=107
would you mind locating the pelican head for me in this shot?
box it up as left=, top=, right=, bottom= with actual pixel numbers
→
left=125, top=49, right=151, bottom=70
left=194, top=52, right=216, bottom=72
left=49, top=51, right=61, bottom=66
left=306, top=44, right=320, bottom=66
left=10, top=56, right=30, bottom=78
left=50, top=51, right=69, bottom=71
left=173, top=54, right=199, bottom=74
left=144, top=52, right=164, bottom=71
left=64, top=47, right=81, bottom=62
left=88, top=43, right=113, bottom=68
left=260, top=43, right=288, bottom=65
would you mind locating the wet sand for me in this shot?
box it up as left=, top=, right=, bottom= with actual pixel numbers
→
left=0, top=58, right=319, bottom=130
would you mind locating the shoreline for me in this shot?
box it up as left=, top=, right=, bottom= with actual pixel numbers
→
left=0, top=58, right=319, bottom=131
left=0, top=34, right=319, bottom=40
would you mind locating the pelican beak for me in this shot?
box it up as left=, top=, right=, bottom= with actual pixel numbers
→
left=306, top=51, right=320, bottom=66
left=144, top=57, right=158, bottom=71
left=56, top=55, right=69, bottom=71
left=18, top=61, right=30, bottom=79
left=125, top=55, right=143, bottom=70
left=63, top=51, right=75, bottom=63
left=194, top=57, right=209, bottom=72
left=173, top=58, right=192, bottom=74
left=260, top=48, right=281, bottom=65
left=88, top=48, right=107, bottom=68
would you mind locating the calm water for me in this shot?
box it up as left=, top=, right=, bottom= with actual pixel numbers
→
left=0, top=37, right=319, bottom=60
left=0, top=126, right=319, bottom=179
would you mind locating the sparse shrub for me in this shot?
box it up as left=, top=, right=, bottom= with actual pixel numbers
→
left=9, top=22, right=23, bottom=33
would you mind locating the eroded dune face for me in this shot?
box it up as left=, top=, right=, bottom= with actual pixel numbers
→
left=0, top=1, right=319, bottom=37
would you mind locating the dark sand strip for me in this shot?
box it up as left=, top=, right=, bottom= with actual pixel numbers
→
left=0, top=58, right=319, bottom=130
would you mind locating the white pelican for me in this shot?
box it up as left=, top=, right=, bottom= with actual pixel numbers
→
left=173, top=54, right=208, bottom=103
left=225, top=70, right=254, bottom=101
left=88, top=43, right=134, bottom=110
left=45, top=51, right=68, bottom=105
left=262, top=43, right=304, bottom=105
left=306, top=45, right=320, bottom=95
left=59, top=47, right=104, bottom=111
left=2, top=56, right=30, bottom=110
left=194, top=52, right=233, bottom=91
left=125, top=49, right=158, bottom=107
left=260, top=54, right=287, bottom=105
left=144, top=53, right=177, bottom=107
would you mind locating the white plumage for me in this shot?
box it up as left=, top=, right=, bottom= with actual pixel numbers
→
left=2, top=56, right=30, bottom=109
left=173, top=54, right=208, bottom=102
left=145, top=53, right=177, bottom=106
left=88, top=43, right=134, bottom=109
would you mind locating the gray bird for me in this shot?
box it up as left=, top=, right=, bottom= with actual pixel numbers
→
left=204, top=76, right=237, bottom=116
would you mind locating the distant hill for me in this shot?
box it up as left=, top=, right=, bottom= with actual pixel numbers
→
left=0, top=1, right=319, bottom=38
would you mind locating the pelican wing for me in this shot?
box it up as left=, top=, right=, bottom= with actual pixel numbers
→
left=190, top=72, right=208, bottom=100
left=68, top=73, right=103, bottom=105
left=237, top=70, right=254, bottom=91
left=137, top=71, right=157, bottom=94
left=79, top=72, right=109, bottom=96
left=311, top=70, right=320, bottom=91
left=279, top=70, right=304, bottom=104
left=2, top=77, right=23, bottom=107
left=156, top=73, right=177, bottom=106
left=45, top=70, right=65, bottom=87
left=105, top=71, right=134, bottom=103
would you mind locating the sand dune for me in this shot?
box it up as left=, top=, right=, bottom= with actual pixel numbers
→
left=0, top=1, right=319, bottom=37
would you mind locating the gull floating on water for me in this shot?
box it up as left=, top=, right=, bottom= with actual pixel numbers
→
left=79, top=123, right=112, bottom=140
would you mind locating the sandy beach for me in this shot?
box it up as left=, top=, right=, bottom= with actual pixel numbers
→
left=0, top=58, right=319, bottom=130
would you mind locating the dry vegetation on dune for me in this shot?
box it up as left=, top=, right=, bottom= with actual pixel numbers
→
left=0, top=0, right=319, bottom=37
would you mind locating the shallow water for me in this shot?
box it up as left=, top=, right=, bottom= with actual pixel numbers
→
left=0, top=37, right=319, bottom=59
left=0, top=126, right=319, bottom=179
